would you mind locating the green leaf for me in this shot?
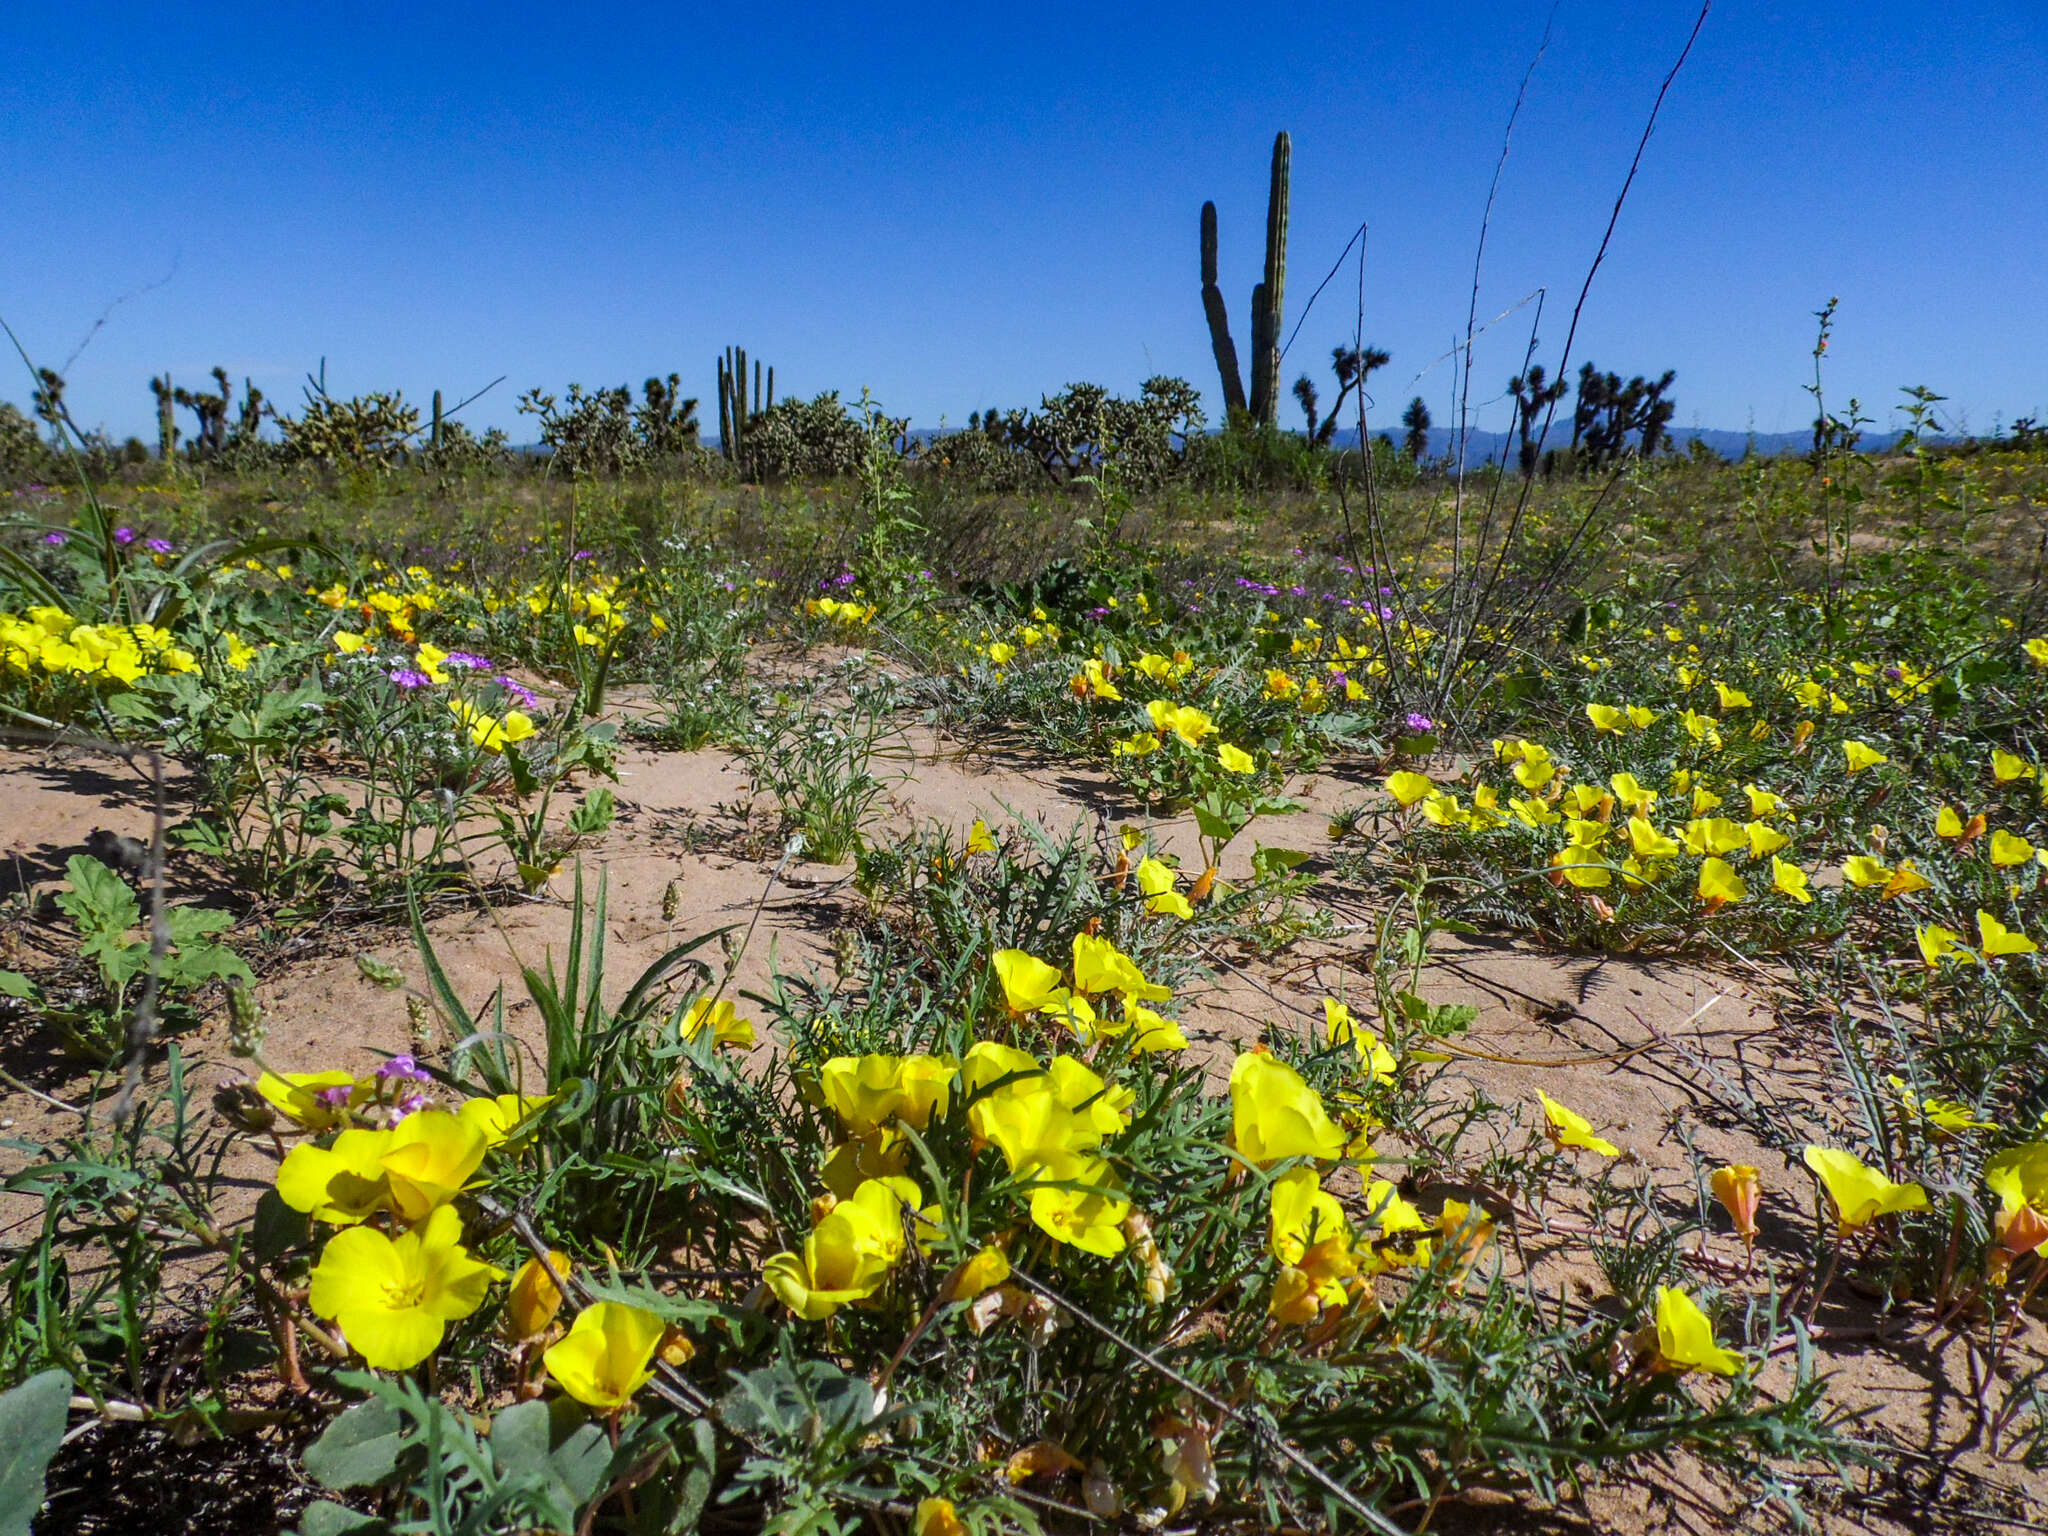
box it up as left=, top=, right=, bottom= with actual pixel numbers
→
left=565, top=788, right=616, bottom=837
left=355, top=954, right=406, bottom=989
left=303, top=1397, right=406, bottom=1491
left=56, top=855, right=140, bottom=939
left=294, top=1500, right=389, bottom=1536
left=251, top=1189, right=311, bottom=1265
left=488, top=1399, right=611, bottom=1520
left=0, top=1368, right=72, bottom=1536
left=0, top=971, right=34, bottom=1000
left=1192, top=804, right=1237, bottom=842
left=1250, top=845, right=1310, bottom=880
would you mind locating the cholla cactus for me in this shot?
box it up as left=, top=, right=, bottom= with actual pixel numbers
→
left=278, top=387, right=420, bottom=467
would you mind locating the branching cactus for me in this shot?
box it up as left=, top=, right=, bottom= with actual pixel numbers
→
left=1201, top=131, right=1290, bottom=427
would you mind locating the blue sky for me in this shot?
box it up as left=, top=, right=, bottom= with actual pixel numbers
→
left=4, top=1, right=2043, bottom=445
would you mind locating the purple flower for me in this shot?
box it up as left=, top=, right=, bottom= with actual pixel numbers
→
left=146, top=538, right=174, bottom=555
left=494, top=676, right=539, bottom=708
left=388, top=1093, right=431, bottom=1122
left=113, top=527, right=136, bottom=545
left=42, top=531, right=66, bottom=545
left=443, top=650, right=491, bottom=671
left=376, top=1054, right=430, bottom=1083
left=316, top=1085, right=355, bottom=1109
left=388, top=667, right=432, bottom=690
left=834, top=570, right=857, bottom=587
left=573, top=549, right=594, bottom=560
left=1404, top=712, right=1435, bottom=733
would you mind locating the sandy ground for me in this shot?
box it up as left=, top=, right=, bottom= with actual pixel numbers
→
left=1, top=725, right=2040, bottom=1536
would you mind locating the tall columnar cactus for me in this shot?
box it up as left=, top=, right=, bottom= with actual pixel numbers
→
left=431, top=389, right=444, bottom=450
left=1201, top=131, right=1291, bottom=427
left=150, top=374, right=177, bottom=461
left=1248, top=131, right=1291, bottom=425
left=717, top=347, right=777, bottom=464
left=1200, top=204, right=1246, bottom=417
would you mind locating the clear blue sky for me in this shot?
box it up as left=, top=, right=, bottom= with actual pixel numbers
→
left=4, top=1, right=2042, bottom=445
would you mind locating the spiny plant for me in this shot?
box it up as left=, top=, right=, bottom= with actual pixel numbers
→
left=1200, top=129, right=1290, bottom=427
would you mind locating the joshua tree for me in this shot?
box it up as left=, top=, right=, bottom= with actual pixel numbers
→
left=1508, top=365, right=1568, bottom=477
left=1401, top=396, right=1432, bottom=462
left=1571, top=363, right=1678, bottom=470
left=1200, top=131, right=1290, bottom=427
left=1294, top=345, right=1389, bottom=445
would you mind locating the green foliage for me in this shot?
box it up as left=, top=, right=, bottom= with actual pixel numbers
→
left=0, top=1370, right=72, bottom=1536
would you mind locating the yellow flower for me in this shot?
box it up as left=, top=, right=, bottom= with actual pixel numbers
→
left=276, top=1128, right=397, bottom=1225
left=1586, top=703, right=1627, bottom=733
left=1627, top=817, right=1680, bottom=861
left=987, top=642, right=1017, bottom=665
left=1536, top=1089, right=1619, bottom=1157
left=1916, top=923, right=1969, bottom=967
left=1697, top=857, right=1747, bottom=908
left=1881, top=862, right=1931, bottom=898
left=1710, top=1165, right=1761, bottom=1247
left=1977, top=909, right=2038, bottom=957
left=1071, top=934, right=1169, bottom=1002
left=1216, top=742, right=1256, bottom=774
left=1550, top=844, right=1612, bottom=889
left=1842, top=855, right=1892, bottom=888
left=1992, top=749, right=2035, bottom=783
left=2026, top=638, right=2048, bottom=667
left=1133, top=858, right=1192, bottom=919
left=819, top=1054, right=957, bottom=1137
left=680, top=997, right=757, bottom=1048
left=375, top=1111, right=490, bottom=1223
left=504, top=1251, right=571, bottom=1339
left=1985, top=1143, right=2048, bottom=1279
left=1266, top=1167, right=1357, bottom=1321
left=307, top=1204, right=501, bottom=1371
left=1510, top=796, right=1561, bottom=829
left=1146, top=699, right=1215, bottom=748
left=1626, top=704, right=1657, bottom=729
left=966, top=819, right=997, bottom=855
left=1229, top=1051, right=1346, bottom=1168
left=1649, top=1286, right=1745, bottom=1377
left=1745, top=784, right=1788, bottom=818
left=1771, top=857, right=1812, bottom=904
left=1744, top=820, right=1791, bottom=860
left=763, top=1178, right=913, bottom=1319
left=1802, top=1146, right=1929, bottom=1233
left=915, top=1498, right=969, bottom=1536
left=1843, top=740, right=1888, bottom=774
left=1025, top=1151, right=1130, bottom=1255
left=1122, top=1000, right=1190, bottom=1052
left=543, top=1301, right=667, bottom=1411
left=1681, top=817, right=1747, bottom=856
left=1511, top=744, right=1556, bottom=791
left=256, top=1069, right=367, bottom=1132
left=1384, top=770, right=1433, bottom=808
left=1713, top=682, right=1752, bottom=712
left=333, top=630, right=369, bottom=654
left=1324, top=999, right=1394, bottom=1082
left=1609, top=772, right=1655, bottom=814
left=1886, top=1075, right=1992, bottom=1139
left=1989, top=830, right=2036, bottom=868
left=943, top=1245, right=1012, bottom=1303
left=1112, top=731, right=1161, bottom=757
left=457, top=1093, right=555, bottom=1150
left=450, top=698, right=537, bottom=753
